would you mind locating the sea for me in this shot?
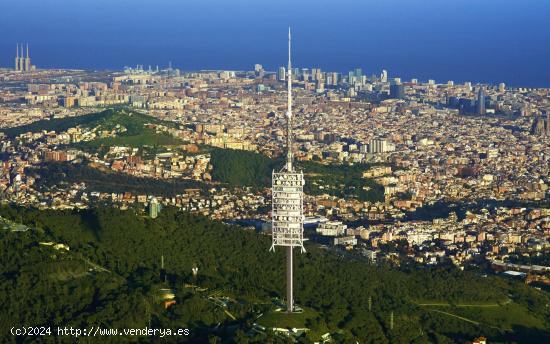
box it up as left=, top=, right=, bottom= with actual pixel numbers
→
left=1, top=0, right=549, bottom=88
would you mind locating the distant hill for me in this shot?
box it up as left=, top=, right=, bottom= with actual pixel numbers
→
left=2, top=108, right=183, bottom=148
left=2, top=108, right=171, bottom=137
left=1, top=205, right=548, bottom=343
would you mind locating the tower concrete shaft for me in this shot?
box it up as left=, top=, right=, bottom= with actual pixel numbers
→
left=286, top=246, right=293, bottom=313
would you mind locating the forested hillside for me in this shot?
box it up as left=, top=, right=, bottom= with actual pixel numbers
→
left=1, top=206, right=548, bottom=343
left=27, top=161, right=207, bottom=197
left=209, top=148, right=386, bottom=201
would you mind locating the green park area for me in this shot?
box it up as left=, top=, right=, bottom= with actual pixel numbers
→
left=1, top=108, right=184, bottom=149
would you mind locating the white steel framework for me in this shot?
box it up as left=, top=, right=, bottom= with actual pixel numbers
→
left=271, top=171, right=305, bottom=249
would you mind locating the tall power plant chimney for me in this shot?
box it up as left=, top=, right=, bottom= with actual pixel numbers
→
left=19, top=44, right=25, bottom=71
left=270, top=28, right=306, bottom=314
left=25, top=43, right=31, bottom=71
left=15, top=44, right=19, bottom=71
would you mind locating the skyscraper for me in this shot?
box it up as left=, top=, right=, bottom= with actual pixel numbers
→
left=301, top=68, right=309, bottom=82
left=476, top=87, right=486, bottom=115
left=348, top=71, right=355, bottom=84
left=278, top=66, right=286, bottom=81
left=331, top=72, right=339, bottom=85
left=311, top=68, right=319, bottom=81
left=270, top=28, right=305, bottom=314
left=381, top=69, right=388, bottom=83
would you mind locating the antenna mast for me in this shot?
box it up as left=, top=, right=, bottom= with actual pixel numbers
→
left=286, top=27, right=293, bottom=171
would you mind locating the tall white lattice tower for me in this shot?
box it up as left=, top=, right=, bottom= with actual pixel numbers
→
left=270, top=28, right=305, bottom=314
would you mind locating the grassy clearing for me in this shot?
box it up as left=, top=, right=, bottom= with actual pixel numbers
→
left=257, top=307, right=318, bottom=329
left=256, top=307, right=328, bottom=340
left=450, top=302, right=547, bottom=331
left=419, top=299, right=547, bottom=333
left=416, top=299, right=510, bottom=307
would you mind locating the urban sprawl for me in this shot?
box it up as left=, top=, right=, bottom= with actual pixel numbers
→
left=0, top=55, right=549, bottom=283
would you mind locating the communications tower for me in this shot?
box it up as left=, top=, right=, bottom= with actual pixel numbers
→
left=270, top=28, right=305, bottom=314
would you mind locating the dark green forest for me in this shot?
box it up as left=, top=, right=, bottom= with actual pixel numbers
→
left=1, top=205, right=548, bottom=343
left=209, top=148, right=385, bottom=202
left=26, top=162, right=207, bottom=197
left=210, top=148, right=277, bottom=188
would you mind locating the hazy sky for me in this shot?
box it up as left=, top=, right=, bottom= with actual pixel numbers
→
left=1, top=0, right=549, bottom=86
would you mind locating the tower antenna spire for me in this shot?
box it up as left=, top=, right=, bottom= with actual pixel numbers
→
left=26, top=43, right=29, bottom=58
left=286, top=27, right=293, bottom=171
